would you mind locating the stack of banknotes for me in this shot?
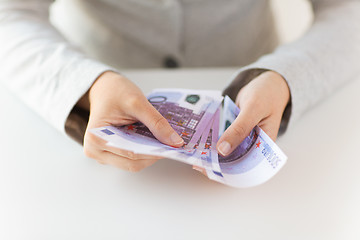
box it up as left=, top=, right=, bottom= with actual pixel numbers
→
left=91, top=89, right=287, bottom=188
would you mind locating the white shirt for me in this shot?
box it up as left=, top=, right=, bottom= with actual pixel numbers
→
left=0, top=0, right=359, bottom=141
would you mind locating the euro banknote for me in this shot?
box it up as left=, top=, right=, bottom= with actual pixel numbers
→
left=90, top=89, right=287, bottom=188
left=92, top=89, right=223, bottom=166
left=218, top=96, right=287, bottom=187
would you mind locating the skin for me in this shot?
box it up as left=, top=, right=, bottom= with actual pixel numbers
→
left=82, top=70, right=290, bottom=172
left=82, top=71, right=184, bottom=172
left=217, top=70, right=290, bottom=156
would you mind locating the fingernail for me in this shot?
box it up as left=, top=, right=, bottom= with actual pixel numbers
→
left=171, top=132, right=184, bottom=146
left=218, top=141, right=231, bottom=156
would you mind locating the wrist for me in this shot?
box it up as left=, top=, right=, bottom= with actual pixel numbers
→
left=75, top=71, right=118, bottom=111
left=267, top=71, right=291, bottom=106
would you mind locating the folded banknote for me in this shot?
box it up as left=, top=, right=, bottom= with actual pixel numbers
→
left=91, top=89, right=287, bottom=188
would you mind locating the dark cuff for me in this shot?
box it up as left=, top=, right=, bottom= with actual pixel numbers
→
left=65, top=106, right=89, bottom=145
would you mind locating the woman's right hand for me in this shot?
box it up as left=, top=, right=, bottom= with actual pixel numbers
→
left=83, top=71, right=184, bottom=172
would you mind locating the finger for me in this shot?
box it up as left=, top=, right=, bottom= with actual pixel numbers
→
left=192, top=165, right=208, bottom=176
left=103, top=151, right=159, bottom=172
left=133, top=101, right=184, bottom=147
left=217, top=108, right=260, bottom=156
left=88, top=147, right=159, bottom=172
left=85, top=130, right=162, bottom=161
left=258, top=115, right=282, bottom=142
left=104, top=144, right=163, bottom=161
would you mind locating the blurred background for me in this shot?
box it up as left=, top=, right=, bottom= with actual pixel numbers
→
left=271, top=0, right=313, bottom=44
left=50, top=0, right=314, bottom=69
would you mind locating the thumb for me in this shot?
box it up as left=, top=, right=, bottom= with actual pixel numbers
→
left=217, top=108, right=259, bottom=156
left=134, top=101, right=184, bottom=147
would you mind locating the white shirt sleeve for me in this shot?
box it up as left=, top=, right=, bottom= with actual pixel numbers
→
left=0, top=0, right=113, bottom=135
left=225, top=0, right=360, bottom=131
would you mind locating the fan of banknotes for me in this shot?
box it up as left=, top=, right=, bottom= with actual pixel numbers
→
left=91, top=89, right=287, bottom=188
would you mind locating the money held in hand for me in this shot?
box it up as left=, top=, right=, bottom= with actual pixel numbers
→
left=91, top=89, right=287, bottom=188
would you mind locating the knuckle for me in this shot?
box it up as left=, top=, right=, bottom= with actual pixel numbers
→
left=85, top=132, right=102, bottom=146
left=126, top=151, right=137, bottom=160
left=125, top=95, right=142, bottom=109
left=153, top=117, right=168, bottom=131
left=232, top=124, right=248, bottom=139
left=96, top=158, right=107, bottom=165
left=127, top=162, right=144, bottom=173
left=83, top=147, right=96, bottom=159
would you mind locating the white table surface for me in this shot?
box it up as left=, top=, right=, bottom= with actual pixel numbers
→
left=1, top=68, right=359, bottom=240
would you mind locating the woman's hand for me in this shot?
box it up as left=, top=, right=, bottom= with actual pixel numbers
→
left=83, top=71, right=184, bottom=172
left=217, top=71, right=290, bottom=156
